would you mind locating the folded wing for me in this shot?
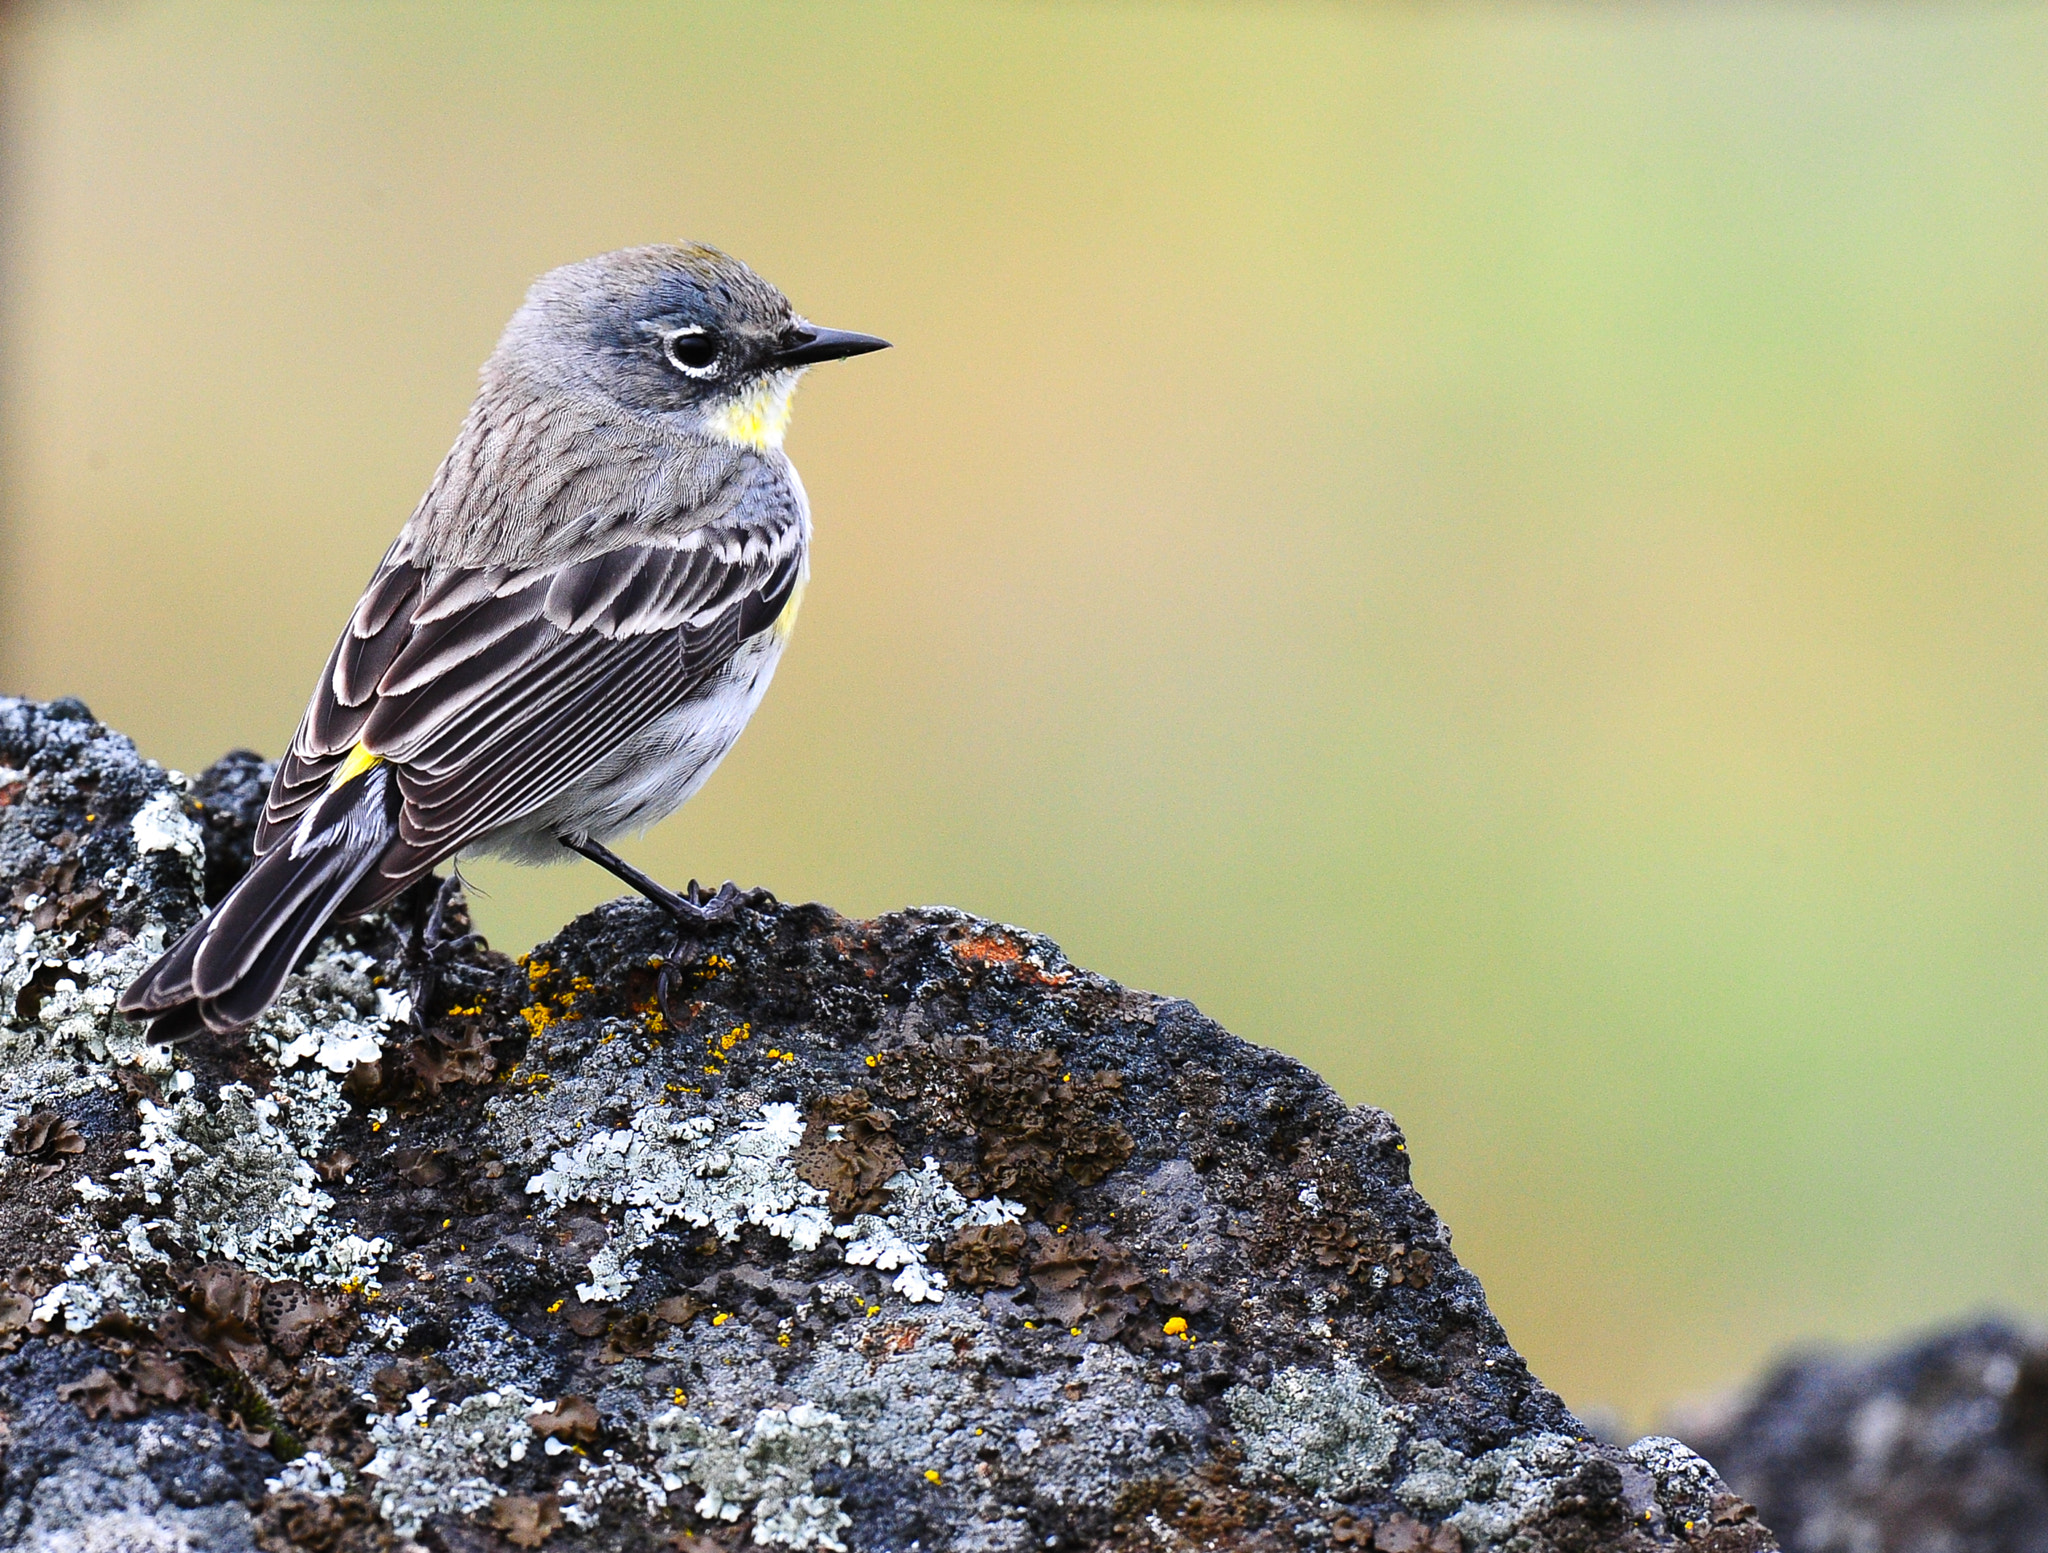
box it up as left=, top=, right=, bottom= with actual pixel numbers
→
left=260, top=494, right=805, bottom=917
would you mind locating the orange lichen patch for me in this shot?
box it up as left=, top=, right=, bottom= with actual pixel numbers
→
left=860, top=1322, right=925, bottom=1360
left=955, top=933, right=1022, bottom=965
left=699, top=1021, right=754, bottom=1075
left=517, top=964, right=597, bottom=1039
left=500, top=1063, right=553, bottom=1094
left=953, top=932, right=1069, bottom=986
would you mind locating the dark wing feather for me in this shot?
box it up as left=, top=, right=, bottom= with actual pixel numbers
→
left=257, top=486, right=805, bottom=912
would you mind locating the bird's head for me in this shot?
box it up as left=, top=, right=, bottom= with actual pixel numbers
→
left=491, top=242, right=889, bottom=452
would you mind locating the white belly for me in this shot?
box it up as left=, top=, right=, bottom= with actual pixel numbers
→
left=472, top=627, right=790, bottom=864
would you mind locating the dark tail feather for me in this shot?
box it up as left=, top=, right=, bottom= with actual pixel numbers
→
left=119, top=765, right=398, bottom=1039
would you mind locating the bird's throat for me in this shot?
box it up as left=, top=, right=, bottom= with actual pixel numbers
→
left=706, top=368, right=803, bottom=452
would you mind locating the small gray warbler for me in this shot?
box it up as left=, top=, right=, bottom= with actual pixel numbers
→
left=121, top=243, right=888, bottom=1040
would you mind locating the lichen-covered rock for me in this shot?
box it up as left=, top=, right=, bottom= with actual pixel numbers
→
left=1683, top=1319, right=2048, bottom=1553
left=0, top=696, right=1779, bottom=1551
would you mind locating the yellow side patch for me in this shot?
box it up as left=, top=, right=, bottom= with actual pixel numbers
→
left=327, top=742, right=383, bottom=792
left=706, top=368, right=802, bottom=452
left=772, top=577, right=807, bottom=643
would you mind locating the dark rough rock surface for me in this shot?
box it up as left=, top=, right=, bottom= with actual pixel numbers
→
left=0, top=695, right=1778, bottom=1551
left=1685, top=1318, right=2048, bottom=1553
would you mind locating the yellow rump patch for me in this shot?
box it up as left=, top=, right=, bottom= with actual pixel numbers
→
left=327, top=742, right=384, bottom=792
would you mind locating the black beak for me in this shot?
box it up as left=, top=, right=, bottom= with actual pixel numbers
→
left=773, top=324, right=891, bottom=368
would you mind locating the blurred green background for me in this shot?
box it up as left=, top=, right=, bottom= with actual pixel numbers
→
left=6, top=0, right=2048, bottom=1432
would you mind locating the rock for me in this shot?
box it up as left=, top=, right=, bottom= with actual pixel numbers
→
left=1683, top=1318, right=2048, bottom=1553
left=0, top=695, right=1778, bottom=1551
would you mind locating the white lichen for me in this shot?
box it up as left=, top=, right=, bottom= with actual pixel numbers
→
left=525, top=1103, right=832, bottom=1302
left=835, top=1158, right=1023, bottom=1305
left=267, top=1449, right=351, bottom=1498
left=551, top=1452, right=672, bottom=1529
left=360, top=1389, right=850, bottom=1542
left=1626, top=1434, right=1722, bottom=1502
left=116, top=1081, right=388, bottom=1285
left=249, top=946, right=401, bottom=1074
left=0, top=929, right=173, bottom=1129
left=129, top=790, right=204, bottom=872
left=362, top=1388, right=540, bottom=1536
left=30, top=1217, right=155, bottom=1331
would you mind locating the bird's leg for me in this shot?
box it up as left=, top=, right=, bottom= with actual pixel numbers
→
left=558, top=837, right=775, bottom=1026
left=404, top=872, right=485, bottom=1032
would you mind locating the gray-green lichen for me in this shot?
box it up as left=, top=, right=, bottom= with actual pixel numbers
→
left=644, top=1401, right=854, bottom=1549
left=1227, top=1359, right=1406, bottom=1499
left=1396, top=1431, right=1583, bottom=1546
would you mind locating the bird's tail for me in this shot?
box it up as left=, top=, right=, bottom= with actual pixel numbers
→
left=119, top=763, right=400, bottom=1041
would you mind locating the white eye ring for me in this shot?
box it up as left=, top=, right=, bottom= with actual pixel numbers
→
left=663, top=325, right=721, bottom=379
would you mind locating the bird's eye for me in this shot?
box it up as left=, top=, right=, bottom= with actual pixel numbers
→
left=664, top=328, right=721, bottom=378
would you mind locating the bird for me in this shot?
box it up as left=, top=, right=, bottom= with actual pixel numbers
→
left=119, top=243, right=888, bottom=1043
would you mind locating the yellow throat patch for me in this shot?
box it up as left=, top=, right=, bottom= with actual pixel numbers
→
left=706, top=368, right=803, bottom=452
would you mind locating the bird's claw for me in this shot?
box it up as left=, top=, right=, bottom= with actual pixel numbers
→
left=653, top=880, right=771, bottom=1029
left=407, top=874, right=481, bottom=1032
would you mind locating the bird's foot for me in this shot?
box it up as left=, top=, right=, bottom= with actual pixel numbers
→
left=653, top=880, right=777, bottom=1028
left=671, top=877, right=778, bottom=925
left=558, top=836, right=776, bottom=1028
left=405, top=873, right=484, bottom=1032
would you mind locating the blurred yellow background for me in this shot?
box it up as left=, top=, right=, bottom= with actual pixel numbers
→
left=7, top=0, right=2048, bottom=1431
